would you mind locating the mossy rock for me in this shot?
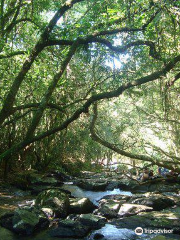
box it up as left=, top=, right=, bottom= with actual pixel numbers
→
left=112, top=210, right=180, bottom=232
left=35, top=189, right=69, bottom=218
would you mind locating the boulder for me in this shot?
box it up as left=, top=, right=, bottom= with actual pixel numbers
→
left=49, top=214, right=106, bottom=238
left=49, top=219, right=90, bottom=238
left=79, top=214, right=106, bottom=229
left=28, top=173, right=58, bottom=186
left=0, top=213, right=14, bottom=230
left=0, top=226, right=19, bottom=240
left=69, top=197, right=96, bottom=214
left=131, top=181, right=180, bottom=193
left=96, top=205, right=118, bottom=219
left=118, top=203, right=153, bottom=217
left=111, top=210, right=180, bottom=233
left=41, top=208, right=54, bottom=219
left=151, top=236, right=178, bottom=240
left=99, top=194, right=131, bottom=202
left=129, top=193, right=175, bottom=211
left=93, top=233, right=105, bottom=239
left=77, top=180, right=108, bottom=191
left=106, top=179, right=139, bottom=191
left=0, top=207, right=49, bottom=235
left=97, top=198, right=125, bottom=219
left=46, top=170, right=72, bottom=181
left=35, top=189, right=69, bottom=218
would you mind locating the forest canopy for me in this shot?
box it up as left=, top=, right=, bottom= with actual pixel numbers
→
left=0, top=0, right=180, bottom=177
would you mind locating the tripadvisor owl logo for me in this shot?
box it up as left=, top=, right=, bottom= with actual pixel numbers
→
left=135, top=227, right=143, bottom=235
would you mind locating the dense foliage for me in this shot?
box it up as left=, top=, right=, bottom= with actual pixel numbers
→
left=0, top=0, right=180, bottom=177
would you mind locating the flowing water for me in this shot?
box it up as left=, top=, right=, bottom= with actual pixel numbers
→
left=1, top=183, right=176, bottom=240
left=86, top=224, right=157, bottom=240
left=0, top=182, right=133, bottom=240
left=61, top=182, right=132, bottom=205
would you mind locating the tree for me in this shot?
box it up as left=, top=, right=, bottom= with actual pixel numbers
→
left=0, top=0, right=180, bottom=175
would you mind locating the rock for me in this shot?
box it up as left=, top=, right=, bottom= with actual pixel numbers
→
left=69, top=197, right=96, bottom=214
left=106, top=179, right=138, bottom=191
left=49, top=214, right=106, bottom=238
left=150, top=235, right=180, bottom=240
left=0, top=207, right=49, bottom=235
left=118, top=203, right=153, bottom=217
left=129, top=193, right=175, bottom=211
left=28, top=173, right=58, bottom=186
left=35, top=189, right=69, bottom=218
left=41, top=208, right=54, bottom=219
left=0, top=226, right=19, bottom=240
left=0, top=213, right=14, bottom=231
left=46, top=170, right=72, bottom=181
left=30, top=186, right=56, bottom=195
left=97, top=199, right=124, bottom=219
left=131, top=181, right=180, bottom=193
left=77, top=180, right=108, bottom=191
left=90, top=224, right=138, bottom=240
left=96, top=205, right=118, bottom=219
left=151, top=236, right=175, bottom=240
left=93, top=233, right=105, bottom=239
left=111, top=210, right=180, bottom=233
left=49, top=219, right=90, bottom=238
left=79, top=214, right=106, bottom=229
left=105, top=180, right=121, bottom=190
left=99, top=194, right=131, bottom=202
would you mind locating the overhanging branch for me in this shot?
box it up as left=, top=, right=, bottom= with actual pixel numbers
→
left=89, top=103, right=180, bottom=172
left=0, top=52, right=180, bottom=162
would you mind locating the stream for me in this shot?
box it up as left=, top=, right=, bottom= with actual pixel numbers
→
left=0, top=182, right=177, bottom=240
left=0, top=182, right=134, bottom=240
left=61, top=182, right=132, bottom=205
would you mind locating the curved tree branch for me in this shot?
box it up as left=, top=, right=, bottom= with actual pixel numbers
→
left=0, top=0, right=85, bottom=126
left=47, top=38, right=161, bottom=60
left=89, top=103, right=180, bottom=172
left=1, top=53, right=179, bottom=162
left=0, top=50, right=27, bottom=59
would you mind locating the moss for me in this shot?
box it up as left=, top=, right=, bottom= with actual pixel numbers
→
left=35, top=189, right=69, bottom=207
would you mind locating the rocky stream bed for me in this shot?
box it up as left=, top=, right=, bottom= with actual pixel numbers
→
left=0, top=171, right=180, bottom=240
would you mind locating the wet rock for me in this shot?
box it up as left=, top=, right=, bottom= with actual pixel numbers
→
left=69, top=197, right=96, bottom=214
left=129, top=193, right=175, bottom=211
left=93, top=232, right=105, bottom=239
left=35, top=189, right=69, bottom=218
left=118, top=203, right=153, bottom=217
left=90, top=224, right=138, bottom=240
left=79, top=214, right=106, bottom=229
left=49, top=219, right=90, bottom=238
